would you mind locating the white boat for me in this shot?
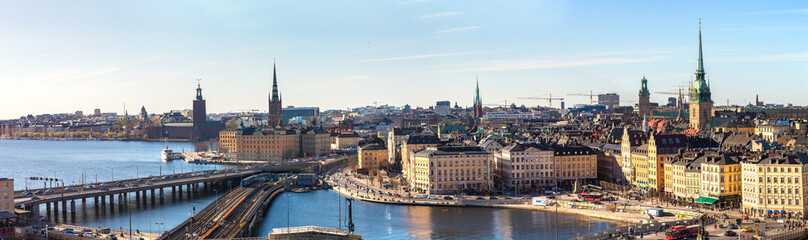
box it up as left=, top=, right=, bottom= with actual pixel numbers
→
left=161, top=140, right=184, bottom=161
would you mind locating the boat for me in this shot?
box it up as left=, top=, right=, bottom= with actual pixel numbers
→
left=161, top=139, right=184, bottom=161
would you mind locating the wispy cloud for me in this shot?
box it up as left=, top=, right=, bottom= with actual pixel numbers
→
left=398, top=0, right=430, bottom=4
left=361, top=53, right=464, bottom=62
left=449, top=57, right=664, bottom=72
left=436, top=26, right=482, bottom=34
left=747, top=8, right=808, bottom=15
left=417, top=11, right=462, bottom=19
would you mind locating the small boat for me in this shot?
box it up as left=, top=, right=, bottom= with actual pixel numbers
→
left=161, top=139, right=183, bottom=161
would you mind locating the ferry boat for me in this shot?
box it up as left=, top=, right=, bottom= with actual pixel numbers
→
left=161, top=140, right=184, bottom=161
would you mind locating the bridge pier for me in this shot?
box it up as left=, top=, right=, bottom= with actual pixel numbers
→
left=186, top=184, right=192, bottom=199
left=61, top=200, right=67, bottom=222
left=159, top=188, right=164, bottom=204
left=70, top=200, right=76, bottom=222
left=177, top=185, right=182, bottom=200
left=45, top=202, right=51, bottom=222
left=142, top=190, right=147, bottom=204
left=100, top=195, right=106, bottom=215
left=151, top=189, right=156, bottom=205
left=135, top=191, right=141, bottom=206
left=108, top=194, right=114, bottom=214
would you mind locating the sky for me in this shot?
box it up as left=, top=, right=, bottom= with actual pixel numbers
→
left=0, top=0, right=806, bottom=119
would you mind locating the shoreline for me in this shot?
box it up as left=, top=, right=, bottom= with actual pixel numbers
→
left=330, top=185, right=653, bottom=225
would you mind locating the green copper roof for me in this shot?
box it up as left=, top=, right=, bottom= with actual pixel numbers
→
left=690, top=20, right=712, bottom=104
left=474, top=77, right=482, bottom=105
left=639, top=75, right=650, bottom=95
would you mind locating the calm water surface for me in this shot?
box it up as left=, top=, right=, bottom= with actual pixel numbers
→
left=1, top=140, right=622, bottom=239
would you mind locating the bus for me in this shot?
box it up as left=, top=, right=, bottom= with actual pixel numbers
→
left=578, top=192, right=602, bottom=201
left=665, top=225, right=701, bottom=240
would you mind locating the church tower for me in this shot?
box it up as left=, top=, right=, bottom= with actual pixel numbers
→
left=268, top=62, right=283, bottom=127
left=689, top=20, right=714, bottom=130
left=638, top=75, right=651, bottom=117
left=473, top=77, right=483, bottom=118
left=192, top=80, right=207, bottom=140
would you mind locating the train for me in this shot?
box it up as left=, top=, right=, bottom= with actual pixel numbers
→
left=240, top=173, right=281, bottom=187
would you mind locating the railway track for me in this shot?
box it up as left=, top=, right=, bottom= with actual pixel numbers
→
left=160, top=181, right=281, bottom=240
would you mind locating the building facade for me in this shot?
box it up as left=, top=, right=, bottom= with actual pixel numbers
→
left=638, top=76, right=651, bottom=117
left=401, top=134, right=441, bottom=180
left=410, top=146, right=491, bottom=195
left=219, top=127, right=330, bottom=162
left=0, top=178, right=12, bottom=214
left=358, top=143, right=389, bottom=170
left=553, top=145, right=597, bottom=189
left=494, top=143, right=555, bottom=190
left=647, top=134, right=689, bottom=191
left=741, top=153, right=808, bottom=219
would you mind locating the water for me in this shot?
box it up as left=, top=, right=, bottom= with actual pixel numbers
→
left=259, top=190, right=622, bottom=240
left=0, top=139, right=222, bottom=190
left=2, top=140, right=623, bottom=239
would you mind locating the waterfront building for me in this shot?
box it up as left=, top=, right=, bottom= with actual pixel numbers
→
left=647, top=133, right=688, bottom=191
left=268, top=63, right=283, bottom=127
left=553, top=145, right=597, bottom=189
left=638, top=75, right=651, bottom=117
left=193, top=82, right=208, bottom=140
left=473, top=79, right=483, bottom=119
left=358, top=143, right=389, bottom=171
left=410, top=146, right=491, bottom=194
left=598, top=93, right=620, bottom=109
left=494, top=143, right=555, bottom=190
left=665, top=153, right=702, bottom=201
left=0, top=178, right=12, bottom=214
left=219, top=126, right=330, bottom=162
left=689, top=22, right=714, bottom=130
left=741, top=152, right=808, bottom=218
left=401, top=134, right=441, bottom=181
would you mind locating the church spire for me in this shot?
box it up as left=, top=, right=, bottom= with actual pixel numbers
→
left=474, top=75, right=482, bottom=105
left=697, top=19, right=705, bottom=74
left=271, top=60, right=280, bottom=103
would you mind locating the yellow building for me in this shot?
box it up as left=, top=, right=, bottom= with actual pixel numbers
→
left=410, top=146, right=491, bottom=195
left=358, top=143, right=389, bottom=170
left=332, top=131, right=361, bottom=150
left=219, top=127, right=330, bottom=162
left=620, top=128, right=648, bottom=185
left=553, top=145, right=597, bottom=189
left=755, top=124, right=789, bottom=143
left=0, top=178, right=12, bottom=214
left=401, top=134, right=441, bottom=182
left=631, top=144, right=649, bottom=190
left=741, top=152, right=808, bottom=218
left=696, top=153, right=742, bottom=207
left=647, top=134, right=688, bottom=192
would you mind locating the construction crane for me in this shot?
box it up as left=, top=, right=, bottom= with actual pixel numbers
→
left=518, top=94, right=564, bottom=109
left=567, top=90, right=596, bottom=105
left=483, top=100, right=509, bottom=107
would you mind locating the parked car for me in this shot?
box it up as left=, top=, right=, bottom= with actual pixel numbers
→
left=22, top=191, right=31, bottom=196
left=724, top=230, right=737, bottom=236
left=443, top=196, right=454, bottom=200
left=106, top=234, right=118, bottom=239
left=34, top=190, right=43, bottom=195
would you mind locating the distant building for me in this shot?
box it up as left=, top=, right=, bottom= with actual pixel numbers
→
left=193, top=83, right=207, bottom=140
left=93, top=108, right=101, bottom=116
left=0, top=178, right=12, bottom=214
left=401, top=134, right=441, bottom=180
left=282, top=107, right=319, bottom=125
left=553, top=145, right=598, bottom=188
left=219, top=127, right=330, bottom=162
left=435, top=101, right=451, bottom=116
left=494, top=143, right=555, bottom=190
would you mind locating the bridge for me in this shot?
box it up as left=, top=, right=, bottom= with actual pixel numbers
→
left=14, top=162, right=314, bottom=224
left=158, top=182, right=284, bottom=240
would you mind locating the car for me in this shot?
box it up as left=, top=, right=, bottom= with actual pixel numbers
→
left=100, top=183, right=109, bottom=187
left=443, top=196, right=454, bottom=200
left=30, top=196, right=40, bottom=200
left=546, top=195, right=555, bottom=199
left=100, top=228, right=111, bottom=234
left=742, top=226, right=754, bottom=232
left=145, top=181, right=153, bottom=185
left=476, top=197, right=485, bottom=200
left=427, top=196, right=439, bottom=200
left=84, top=185, right=96, bottom=189
left=754, top=219, right=761, bottom=223
left=64, top=187, right=73, bottom=191
left=728, top=224, right=738, bottom=229
left=152, top=177, right=160, bottom=181
left=34, top=190, right=43, bottom=195
left=45, top=189, right=54, bottom=194
left=65, top=230, right=78, bottom=235
left=724, top=230, right=737, bottom=236
left=22, top=191, right=31, bottom=196
left=489, top=197, right=498, bottom=200
left=107, top=234, right=118, bottom=240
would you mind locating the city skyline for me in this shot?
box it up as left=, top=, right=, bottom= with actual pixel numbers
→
left=1, top=1, right=807, bottom=119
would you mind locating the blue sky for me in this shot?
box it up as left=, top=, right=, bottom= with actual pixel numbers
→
left=0, top=0, right=806, bottom=119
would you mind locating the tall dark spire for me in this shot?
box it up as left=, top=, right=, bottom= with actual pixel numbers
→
left=697, top=19, right=705, bottom=75
left=474, top=75, right=482, bottom=105
left=271, top=60, right=280, bottom=103
left=195, top=78, right=203, bottom=101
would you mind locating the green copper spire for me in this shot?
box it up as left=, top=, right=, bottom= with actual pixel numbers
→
left=474, top=75, right=482, bottom=105
left=195, top=79, right=203, bottom=100
left=639, top=75, right=650, bottom=95
left=690, top=19, right=712, bottom=104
